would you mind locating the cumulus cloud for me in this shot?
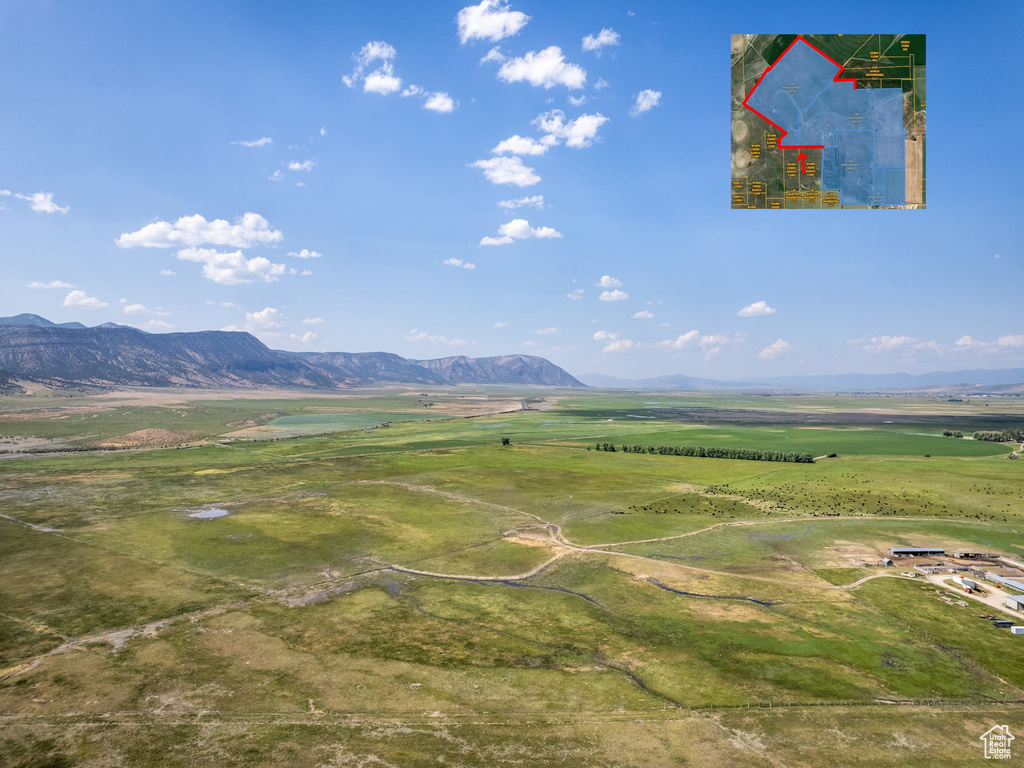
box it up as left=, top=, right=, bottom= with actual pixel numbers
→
left=27, top=280, right=73, bottom=289
left=470, top=156, right=541, bottom=186
left=582, top=28, right=620, bottom=54
left=16, top=192, right=68, bottom=214
left=443, top=257, right=476, bottom=269
left=594, top=77, right=610, bottom=90
left=737, top=300, right=775, bottom=317
left=533, top=109, right=609, bottom=148
left=491, top=135, right=548, bottom=156
left=116, top=212, right=283, bottom=249
left=303, top=317, right=324, bottom=325
left=246, top=307, right=283, bottom=330
left=656, top=330, right=700, bottom=350
left=143, top=319, right=174, bottom=331
left=860, top=335, right=917, bottom=353
left=457, top=0, right=529, bottom=44
left=123, top=303, right=171, bottom=317
left=404, top=328, right=469, bottom=346
left=288, top=159, right=316, bottom=171
left=536, top=327, right=559, bottom=335
left=123, top=303, right=147, bottom=315
left=63, top=290, right=107, bottom=309
left=759, top=338, right=792, bottom=360
left=999, top=334, right=1024, bottom=348
left=498, top=195, right=545, bottom=210
left=342, top=41, right=401, bottom=94
left=480, top=218, right=562, bottom=246
left=231, top=137, right=272, bottom=147
left=566, top=288, right=584, bottom=300
left=630, top=89, right=662, bottom=116
left=288, top=249, right=321, bottom=259
left=596, top=275, right=623, bottom=288
left=176, top=247, right=286, bottom=285
left=498, top=46, right=586, bottom=89
left=632, top=310, right=654, bottom=319
left=480, top=46, right=505, bottom=64
left=494, top=321, right=509, bottom=328
left=402, top=84, right=457, bottom=113
left=599, top=289, right=629, bottom=301
left=159, top=269, right=176, bottom=276
left=593, top=330, right=633, bottom=353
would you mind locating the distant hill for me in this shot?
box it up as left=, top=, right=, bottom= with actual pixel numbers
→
left=580, top=368, right=1024, bottom=392
left=0, top=316, right=585, bottom=390
left=0, top=312, right=87, bottom=330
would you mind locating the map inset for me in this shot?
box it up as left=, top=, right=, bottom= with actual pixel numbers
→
left=731, top=34, right=925, bottom=209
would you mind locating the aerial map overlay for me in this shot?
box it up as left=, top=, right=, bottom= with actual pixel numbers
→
left=731, top=34, right=926, bottom=209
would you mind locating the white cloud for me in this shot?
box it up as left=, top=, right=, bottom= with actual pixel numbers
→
left=320, top=126, right=327, bottom=136
left=596, top=275, right=623, bottom=288
left=632, top=310, right=654, bottom=319
left=630, top=89, right=662, bottom=116
left=16, top=192, right=68, bottom=214
left=404, top=328, right=469, bottom=346
left=288, top=159, right=316, bottom=171
left=303, top=317, right=324, bottom=325
left=231, top=137, right=272, bottom=147
left=480, top=46, right=506, bottom=64
left=737, top=300, right=775, bottom=317
left=604, top=339, right=634, bottom=353
left=594, top=77, right=610, bottom=90
left=533, top=109, right=609, bottom=148
left=289, top=331, right=318, bottom=344
left=424, top=91, right=456, bottom=113
left=443, top=257, right=476, bottom=269
left=143, top=319, right=174, bottom=331
left=269, top=170, right=285, bottom=183
left=457, top=0, right=529, bottom=44
left=0, top=189, right=9, bottom=195
left=536, top=327, right=559, bottom=335
left=582, top=28, right=620, bottom=54
left=498, top=195, right=545, bottom=210
left=176, top=247, right=286, bottom=285
left=116, top=212, right=283, bottom=249
left=343, top=41, right=401, bottom=94
left=568, top=94, right=587, bottom=106
left=159, top=269, right=176, bottom=276
left=123, top=303, right=147, bottom=315
left=599, top=289, right=629, bottom=301
left=999, top=334, right=1024, bottom=348
left=494, top=321, right=509, bottom=328
left=759, top=338, right=792, bottom=360
left=861, top=335, right=917, bottom=353
left=288, top=249, right=321, bottom=259
left=480, top=218, right=562, bottom=246
left=300, top=269, right=312, bottom=276
left=402, top=84, right=457, bottom=113
left=498, top=46, right=586, bottom=90
left=63, top=290, right=107, bottom=309
left=246, top=307, right=283, bottom=330
left=656, top=330, right=699, bottom=350
left=491, top=135, right=548, bottom=156
left=567, top=288, right=585, bottom=300
left=27, top=280, right=73, bottom=289
left=470, top=156, right=541, bottom=187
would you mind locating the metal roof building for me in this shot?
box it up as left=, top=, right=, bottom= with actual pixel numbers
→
left=888, top=547, right=945, bottom=557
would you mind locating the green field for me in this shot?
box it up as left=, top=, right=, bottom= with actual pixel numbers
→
left=1, top=388, right=1023, bottom=766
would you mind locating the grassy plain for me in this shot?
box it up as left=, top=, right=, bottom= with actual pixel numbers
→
left=1, top=387, right=1023, bottom=766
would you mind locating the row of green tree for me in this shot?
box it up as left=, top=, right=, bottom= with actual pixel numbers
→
left=592, top=442, right=814, bottom=463
left=973, top=428, right=1024, bottom=443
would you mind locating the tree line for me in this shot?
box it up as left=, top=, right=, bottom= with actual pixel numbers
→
left=592, top=442, right=814, bottom=463
left=973, top=428, right=1024, bottom=443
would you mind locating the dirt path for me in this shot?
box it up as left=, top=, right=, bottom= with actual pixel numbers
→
left=925, top=574, right=1023, bottom=618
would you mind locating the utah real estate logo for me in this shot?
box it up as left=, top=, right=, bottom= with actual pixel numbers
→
left=981, top=725, right=1014, bottom=759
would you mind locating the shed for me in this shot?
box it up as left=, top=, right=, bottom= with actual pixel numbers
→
left=1007, top=596, right=1024, bottom=611
left=993, top=620, right=1014, bottom=628
left=1012, top=626, right=1024, bottom=635
left=888, top=547, right=945, bottom=557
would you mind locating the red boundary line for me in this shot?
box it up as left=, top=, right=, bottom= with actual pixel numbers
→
left=741, top=35, right=859, bottom=150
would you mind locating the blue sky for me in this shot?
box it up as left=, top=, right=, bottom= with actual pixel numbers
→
left=1, top=0, right=1022, bottom=379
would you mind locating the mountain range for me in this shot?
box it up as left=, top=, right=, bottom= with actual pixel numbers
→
left=0, top=314, right=584, bottom=390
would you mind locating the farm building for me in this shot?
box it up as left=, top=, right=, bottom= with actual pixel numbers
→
left=953, top=576, right=978, bottom=589
left=988, top=574, right=1024, bottom=592
left=1012, top=627, right=1024, bottom=635
left=888, top=547, right=945, bottom=557
left=1007, top=596, right=1024, bottom=611
left=994, top=620, right=1015, bottom=628
left=882, top=557, right=894, bottom=567
left=954, top=551, right=991, bottom=559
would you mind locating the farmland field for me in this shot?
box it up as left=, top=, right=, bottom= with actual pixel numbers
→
left=2, top=387, right=1024, bottom=766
